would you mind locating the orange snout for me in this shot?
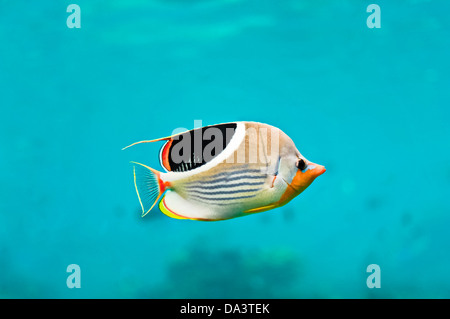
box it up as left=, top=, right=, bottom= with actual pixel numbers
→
left=275, top=162, right=326, bottom=207
left=290, top=162, right=326, bottom=193
left=274, top=162, right=326, bottom=209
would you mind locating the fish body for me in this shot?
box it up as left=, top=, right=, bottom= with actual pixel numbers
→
left=125, top=122, right=325, bottom=221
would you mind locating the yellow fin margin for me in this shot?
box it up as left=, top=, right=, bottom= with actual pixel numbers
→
left=158, top=196, right=189, bottom=220
left=243, top=203, right=278, bottom=214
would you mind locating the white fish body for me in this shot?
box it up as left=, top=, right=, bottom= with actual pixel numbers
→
left=127, top=122, right=325, bottom=221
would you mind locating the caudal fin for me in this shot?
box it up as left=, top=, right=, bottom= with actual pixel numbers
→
left=131, top=161, right=165, bottom=217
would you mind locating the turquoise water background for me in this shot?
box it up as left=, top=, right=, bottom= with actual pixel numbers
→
left=0, top=0, right=449, bottom=298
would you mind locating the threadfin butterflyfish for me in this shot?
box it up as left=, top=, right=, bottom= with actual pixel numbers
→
left=123, top=122, right=325, bottom=221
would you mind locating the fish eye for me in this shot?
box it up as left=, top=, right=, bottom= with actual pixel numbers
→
left=296, top=158, right=307, bottom=171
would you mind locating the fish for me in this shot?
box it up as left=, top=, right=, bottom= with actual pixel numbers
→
left=123, top=121, right=326, bottom=221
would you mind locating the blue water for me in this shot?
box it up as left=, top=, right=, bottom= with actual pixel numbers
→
left=0, top=0, right=449, bottom=298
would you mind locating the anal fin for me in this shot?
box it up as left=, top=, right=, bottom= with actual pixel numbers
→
left=159, top=195, right=189, bottom=220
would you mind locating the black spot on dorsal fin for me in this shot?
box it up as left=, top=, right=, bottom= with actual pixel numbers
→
left=166, top=123, right=237, bottom=172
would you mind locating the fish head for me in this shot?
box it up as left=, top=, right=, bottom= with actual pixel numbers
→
left=277, top=136, right=326, bottom=195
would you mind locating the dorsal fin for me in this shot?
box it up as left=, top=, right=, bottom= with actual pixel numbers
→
left=121, top=130, right=188, bottom=150
left=159, top=140, right=173, bottom=172
left=166, top=123, right=237, bottom=172
left=122, top=122, right=238, bottom=172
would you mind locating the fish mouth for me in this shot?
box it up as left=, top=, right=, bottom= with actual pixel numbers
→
left=317, top=165, right=326, bottom=175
